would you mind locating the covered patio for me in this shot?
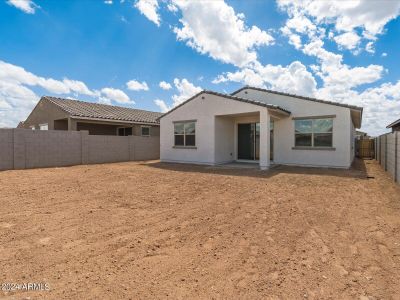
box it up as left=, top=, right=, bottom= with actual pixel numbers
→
left=214, top=108, right=290, bottom=170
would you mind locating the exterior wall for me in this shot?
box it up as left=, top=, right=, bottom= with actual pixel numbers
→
left=21, top=98, right=69, bottom=130
left=214, top=116, right=235, bottom=164
left=392, top=124, right=400, bottom=132
left=0, top=129, right=160, bottom=171
left=350, top=122, right=356, bottom=163
left=234, top=89, right=353, bottom=168
left=160, top=94, right=267, bottom=165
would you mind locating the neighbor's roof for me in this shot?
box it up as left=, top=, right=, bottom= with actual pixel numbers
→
left=387, top=118, right=400, bottom=128
left=158, top=90, right=291, bottom=120
left=44, top=96, right=163, bottom=124
left=231, top=86, right=363, bottom=111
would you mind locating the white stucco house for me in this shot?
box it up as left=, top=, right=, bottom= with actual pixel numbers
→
left=159, top=87, right=363, bottom=169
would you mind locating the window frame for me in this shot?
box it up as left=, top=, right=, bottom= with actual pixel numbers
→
left=141, top=126, right=151, bottom=137
left=117, top=127, right=133, bottom=136
left=294, top=117, right=334, bottom=149
left=173, top=120, right=196, bottom=148
left=39, top=123, right=48, bottom=131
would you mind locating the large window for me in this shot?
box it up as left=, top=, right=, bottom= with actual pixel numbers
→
left=295, top=118, right=333, bottom=147
left=174, top=121, right=196, bottom=147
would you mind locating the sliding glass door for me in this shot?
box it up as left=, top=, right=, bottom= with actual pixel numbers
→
left=237, top=123, right=260, bottom=160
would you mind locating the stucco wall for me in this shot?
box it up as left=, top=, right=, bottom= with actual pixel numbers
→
left=0, top=129, right=159, bottom=171
left=234, top=89, right=353, bottom=168
left=22, top=98, right=69, bottom=130
left=160, top=93, right=267, bottom=165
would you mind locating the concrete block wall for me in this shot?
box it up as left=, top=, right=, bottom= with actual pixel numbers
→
left=132, top=136, right=160, bottom=161
left=0, top=129, right=160, bottom=171
left=387, top=133, right=396, bottom=178
left=88, top=135, right=130, bottom=164
left=0, top=129, right=14, bottom=171
left=376, top=132, right=399, bottom=184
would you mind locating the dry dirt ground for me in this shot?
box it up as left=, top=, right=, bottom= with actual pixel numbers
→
left=0, top=160, right=400, bottom=299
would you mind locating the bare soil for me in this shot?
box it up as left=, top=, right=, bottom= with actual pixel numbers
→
left=0, top=160, right=400, bottom=299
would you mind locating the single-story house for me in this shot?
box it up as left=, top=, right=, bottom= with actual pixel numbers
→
left=387, top=118, right=400, bottom=132
left=18, top=96, right=162, bottom=136
left=159, top=86, right=363, bottom=169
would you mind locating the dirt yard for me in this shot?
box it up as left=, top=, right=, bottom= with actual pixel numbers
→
left=0, top=160, right=399, bottom=299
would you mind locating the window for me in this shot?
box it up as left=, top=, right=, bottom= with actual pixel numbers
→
left=295, top=118, right=333, bottom=147
left=141, top=126, right=150, bottom=136
left=117, top=127, right=132, bottom=136
left=174, top=121, right=196, bottom=147
left=39, top=123, right=48, bottom=130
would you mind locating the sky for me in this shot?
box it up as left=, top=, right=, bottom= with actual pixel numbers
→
left=1, top=0, right=400, bottom=136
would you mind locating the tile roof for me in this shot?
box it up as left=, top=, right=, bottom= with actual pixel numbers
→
left=158, top=90, right=291, bottom=120
left=44, top=96, right=162, bottom=124
left=231, top=86, right=363, bottom=111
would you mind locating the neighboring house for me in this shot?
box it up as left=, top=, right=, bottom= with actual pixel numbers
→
left=159, top=87, right=363, bottom=169
left=18, top=96, right=162, bottom=136
left=387, top=118, right=400, bottom=132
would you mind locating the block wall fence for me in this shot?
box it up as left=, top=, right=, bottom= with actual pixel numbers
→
left=0, top=129, right=159, bottom=171
left=375, top=131, right=399, bottom=185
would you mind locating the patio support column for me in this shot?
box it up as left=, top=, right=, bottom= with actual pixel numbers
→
left=259, top=109, right=270, bottom=170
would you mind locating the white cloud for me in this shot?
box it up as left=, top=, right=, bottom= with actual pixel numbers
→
left=214, top=61, right=317, bottom=97
left=154, top=78, right=202, bottom=112
left=0, top=60, right=95, bottom=96
left=278, top=0, right=400, bottom=38
left=134, top=0, right=160, bottom=26
left=154, top=99, right=169, bottom=112
left=0, top=60, right=136, bottom=127
left=104, top=0, right=113, bottom=4
left=365, top=41, right=375, bottom=54
left=382, top=52, right=388, bottom=57
left=159, top=81, right=172, bottom=90
left=171, top=78, right=202, bottom=106
left=126, top=80, right=149, bottom=91
left=278, top=0, right=400, bottom=54
left=172, top=0, right=274, bottom=67
left=333, top=31, right=361, bottom=51
left=302, top=39, right=384, bottom=90
left=100, top=88, right=133, bottom=104
left=7, top=0, right=37, bottom=14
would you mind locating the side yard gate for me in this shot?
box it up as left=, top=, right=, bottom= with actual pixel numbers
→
left=356, top=139, right=375, bottom=159
left=375, top=131, right=399, bottom=184
left=0, top=129, right=160, bottom=171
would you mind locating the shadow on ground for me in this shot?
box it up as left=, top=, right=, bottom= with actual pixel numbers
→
left=142, top=158, right=370, bottom=179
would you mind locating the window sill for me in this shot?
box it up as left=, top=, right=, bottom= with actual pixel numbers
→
left=173, top=146, right=197, bottom=149
left=292, top=147, right=336, bottom=151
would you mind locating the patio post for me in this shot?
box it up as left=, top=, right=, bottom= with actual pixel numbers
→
left=259, top=109, right=270, bottom=170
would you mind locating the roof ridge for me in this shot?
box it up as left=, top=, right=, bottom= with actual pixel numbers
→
left=43, top=96, right=163, bottom=115
left=231, top=86, right=363, bottom=111
left=158, top=90, right=291, bottom=120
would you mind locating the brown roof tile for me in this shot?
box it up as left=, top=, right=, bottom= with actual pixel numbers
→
left=44, top=96, right=162, bottom=124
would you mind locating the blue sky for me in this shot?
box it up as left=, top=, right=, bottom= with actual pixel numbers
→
left=1, top=0, right=400, bottom=135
